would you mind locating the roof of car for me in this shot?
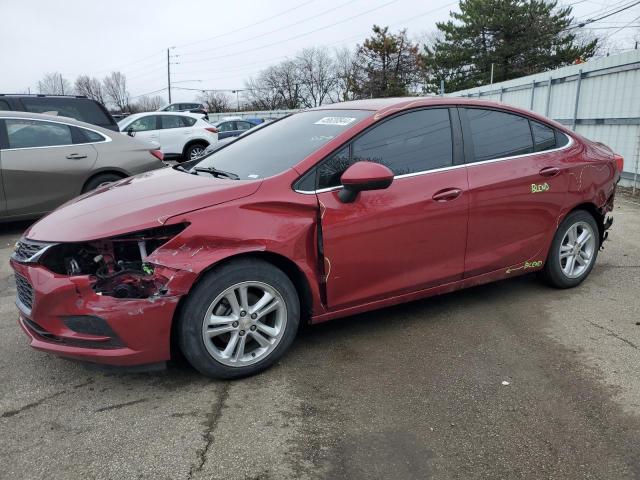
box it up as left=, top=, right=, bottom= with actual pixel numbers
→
left=311, top=96, right=523, bottom=112
left=0, top=110, right=112, bottom=130
left=311, top=96, right=572, bottom=134
left=122, top=111, right=205, bottom=121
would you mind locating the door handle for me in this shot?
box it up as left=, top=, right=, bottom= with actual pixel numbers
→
left=539, top=166, right=560, bottom=177
left=432, top=188, right=463, bottom=202
left=66, top=153, right=87, bottom=160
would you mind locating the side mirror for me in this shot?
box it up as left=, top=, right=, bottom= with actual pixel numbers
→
left=338, top=161, right=394, bottom=203
left=126, top=128, right=136, bottom=137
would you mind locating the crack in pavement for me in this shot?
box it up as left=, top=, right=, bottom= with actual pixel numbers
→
left=1, top=390, right=66, bottom=418
left=587, top=320, right=639, bottom=350
left=188, top=383, right=230, bottom=479
left=95, top=398, right=148, bottom=413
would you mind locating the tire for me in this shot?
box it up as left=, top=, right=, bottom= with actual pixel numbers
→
left=82, top=173, right=123, bottom=193
left=540, top=209, right=600, bottom=289
left=184, top=143, right=207, bottom=162
left=177, top=258, right=300, bottom=379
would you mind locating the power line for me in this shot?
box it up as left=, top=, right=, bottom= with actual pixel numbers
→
left=177, top=0, right=358, bottom=57
left=570, top=0, right=640, bottom=29
left=170, top=2, right=457, bottom=84
left=130, top=87, right=168, bottom=99
left=92, top=50, right=165, bottom=76
left=174, top=0, right=317, bottom=49
left=179, top=0, right=401, bottom=65
left=600, top=14, right=640, bottom=40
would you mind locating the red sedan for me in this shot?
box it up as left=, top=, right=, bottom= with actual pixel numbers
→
left=10, top=98, right=621, bottom=379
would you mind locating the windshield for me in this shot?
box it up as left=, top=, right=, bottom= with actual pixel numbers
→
left=192, top=110, right=372, bottom=180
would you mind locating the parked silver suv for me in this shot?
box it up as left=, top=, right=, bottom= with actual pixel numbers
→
left=0, top=111, right=165, bottom=221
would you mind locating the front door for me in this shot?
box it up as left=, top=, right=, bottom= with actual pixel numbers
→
left=126, top=115, right=160, bottom=146
left=460, top=107, right=570, bottom=277
left=1, top=118, right=98, bottom=216
left=316, top=108, right=469, bottom=309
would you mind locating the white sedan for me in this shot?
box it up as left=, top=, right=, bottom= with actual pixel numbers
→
left=118, top=112, right=218, bottom=161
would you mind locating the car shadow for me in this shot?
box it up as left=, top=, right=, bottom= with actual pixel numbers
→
left=0, top=220, right=34, bottom=237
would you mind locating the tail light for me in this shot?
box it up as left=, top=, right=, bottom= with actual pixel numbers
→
left=150, top=149, right=164, bottom=161
left=614, top=154, right=624, bottom=172
left=205, top=127, right=219, bottom=134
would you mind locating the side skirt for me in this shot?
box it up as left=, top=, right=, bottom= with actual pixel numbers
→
left=310, top=263, right=543, bottom=324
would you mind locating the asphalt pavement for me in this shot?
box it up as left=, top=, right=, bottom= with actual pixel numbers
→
left=1, top=198, right=639, bottom=480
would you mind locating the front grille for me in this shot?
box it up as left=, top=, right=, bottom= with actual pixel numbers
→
left=15, top=273, right=34, bottom=311
left=12, top=239, right=50, bottom=262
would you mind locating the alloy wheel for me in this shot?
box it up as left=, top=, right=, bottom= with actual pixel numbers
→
left=559, top=221, right=596, bottom=279
left=190, top=146, right=205, bottom=159
left=201, top=281, right=287, bottom=367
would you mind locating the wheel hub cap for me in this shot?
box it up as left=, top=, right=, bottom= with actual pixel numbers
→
left=201, top=281, right=287, bottom=367
left=559, top=221, right=596, bottom=279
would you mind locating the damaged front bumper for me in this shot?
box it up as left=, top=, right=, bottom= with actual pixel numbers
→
left=10, top=258, right=195, bottom=367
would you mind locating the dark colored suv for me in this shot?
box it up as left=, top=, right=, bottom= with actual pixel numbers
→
left=0, top=94, right=119, bottom=131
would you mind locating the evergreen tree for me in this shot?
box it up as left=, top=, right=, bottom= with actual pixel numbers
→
left=353, top=26, right=421, bottom=98
left=423, top=0, right=598, bottom=92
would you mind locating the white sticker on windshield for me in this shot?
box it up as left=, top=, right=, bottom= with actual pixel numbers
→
left=314, top=116, right=356, bottom=126
left=248, top=174, right=260, bottom=179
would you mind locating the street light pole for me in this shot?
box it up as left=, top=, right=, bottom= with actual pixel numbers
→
left=167, top=48, right=172, bottom=104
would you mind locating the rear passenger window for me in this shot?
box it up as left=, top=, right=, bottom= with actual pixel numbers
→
left=161, top=116, right=184, bottom=129
left=0, top=99, right=10, bottom=110
left=181, top=116, right=197, bottom=127
left=466, top=109, right=533, bottom=161
left=6, top=119, right=72, bottom=148
left=531, top=121, right=556, bottom=152
left=556, top=131, right=570, bottom=148
left=74, top=127, right=106, bottom=143
left=316, top=108, right=453, bottom=189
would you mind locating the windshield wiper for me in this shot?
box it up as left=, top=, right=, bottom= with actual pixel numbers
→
left=173, top=164, right=194, bottom=174
left=193, top=166, right=240, bottom=180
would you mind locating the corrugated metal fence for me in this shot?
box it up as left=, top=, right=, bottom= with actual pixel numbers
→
left=448, top=49, right=640, bottom=189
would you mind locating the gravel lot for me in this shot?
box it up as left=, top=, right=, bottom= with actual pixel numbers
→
left=1, top=198, right=639, bottom=480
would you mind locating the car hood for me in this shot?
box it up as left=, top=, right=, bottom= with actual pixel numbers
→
left=26, top=168, right=261, bottom=242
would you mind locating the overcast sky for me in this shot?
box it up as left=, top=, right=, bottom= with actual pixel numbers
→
left=1, top=0, right=638, bottom=104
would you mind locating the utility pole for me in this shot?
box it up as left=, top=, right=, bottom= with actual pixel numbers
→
left=60, top=73, right=65, bottom=95
left=490, top=63, right=494, bottom=84
left=167, top=48, right=172, bottom=104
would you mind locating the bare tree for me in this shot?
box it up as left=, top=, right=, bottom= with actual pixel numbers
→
left=74, top=75, right=106, bottom=104
left=103, top=71, right=130, bottom=112
left=131, top=95, right=164, bottom=112
left=198, top=91, right=232, bottom=113
left=245, top=60, right=302, bottom=110
left=38, top=72, right=72, bottom=95
left=296, top=47, right=338, bottom=107
left=245, top=75, right=285, bottom=110
left=333, top=47, right=360, bottom=102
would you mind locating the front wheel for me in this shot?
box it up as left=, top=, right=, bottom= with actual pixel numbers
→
left=540, top=210, right=599, bottom=288
left=177, top=259, right=300, bottom=379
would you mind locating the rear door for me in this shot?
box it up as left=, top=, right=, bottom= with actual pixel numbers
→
left=460, top=107, right=570, bottom=277
left=0, top=117, right=98, bottom=216
left=316, top=108, right=469, bottom=309
left=159, top=115, right=190, bottom=154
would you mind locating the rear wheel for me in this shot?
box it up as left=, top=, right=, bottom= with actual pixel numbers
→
left=177, top=259, right=299, bottom=379
left=540, top=210, right=599, bottom=288
left=82, top=173, right=123, bottom=192
left=184, top=143, right=207, bottom=162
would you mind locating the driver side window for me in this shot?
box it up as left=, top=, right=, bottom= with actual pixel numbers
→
left=128, top=116, right=157, bottom=132
left=316, top=108, right=453, bottom=189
